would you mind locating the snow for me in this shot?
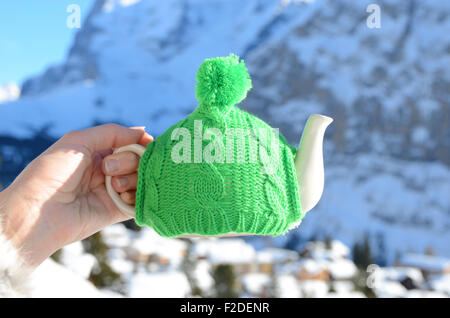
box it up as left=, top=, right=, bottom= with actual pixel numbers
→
left=411, top=126, right=429, bottom=144
left=428, top=274, right=450, bottom=295
left=26, top=234, right=450, bottom=298
left=127, top=270, right=190, bottom=297
left=256, top=247, right=299, bottom=263
left=107, top=247, right=127, bottom=260
left=193, top=260, right=214, bottom=292
left=60, top=242, right=97, bottom=280
left=298, top=259, right=326, bottom=275
left=278, top=275, right=301, bottom=298
left=373, top=281, right=408, bottom=298
left=404, top=290, right=447, bottom=298
left=0, top=83, right=20, bottom=103
left=300, top=154, right=450, bottom=263
left=367, top=265, right=440, bottom=298
left=120, top=0, right=140, bottom=7
left=326, top=291, right=366, bottom=298
left=277, top=260, right=304, bottom=275
left=302, top=240, right=350, bottom=260
left=400, top=254, right=450, bottom=272
left=110, top=258, right=135, bottom=275
left=130, top=228, right=187, bottom=266
left=293, top=258, right=357, bottom=280
left=331, top=281, right=355, bottom=294
left=108, top=248, right=135, bottom=275
left=368, top=265, right=447, bottom=298
left=372, top=266, right=424, bottom=287
left=101, top=223, right=133, bottom=248
left=298, top=280, right=329, bottom=298
left=29, top=258, right=117, bottom=298
left=327, top=259, right=357, bottom=280
left=193, top=238, right=256, bottom=264
left=241, top=273, right=270, bottom=295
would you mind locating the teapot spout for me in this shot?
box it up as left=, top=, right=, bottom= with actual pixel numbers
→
left=294, top=114, right=333, bottom=213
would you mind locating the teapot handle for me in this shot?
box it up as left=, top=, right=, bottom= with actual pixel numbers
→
left=105, top=144, right=146, bottom=218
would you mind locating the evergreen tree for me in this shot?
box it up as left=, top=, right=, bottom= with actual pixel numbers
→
left=284, top=233, right=301, bottom=251
left=328, top=283, right=336, bottom=294
left=266, top=266, right=279, bottom=298
left=362, top=235, right=374, bottom=267
left=352, top=270, right=376, bottom=298
left=375, top=232, right=386, bottom=266
left=352, top=242, right=361, bottom=267
left=352, top=234, right=374, bottom=269
left=181, top=241, right=203, bottom=297
left=83, top=232, right=124, bottom=293
left=213, top=264, right=239, bottom=297
left=324, top=235, right=332, bottom=250
left=394, top=250, right=402, bottom=265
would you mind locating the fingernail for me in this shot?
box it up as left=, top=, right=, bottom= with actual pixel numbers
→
left=115, top=176, right=128, bottom=189
left=105, top=159, right=120, bottom=173
left=130, top=126, right=146, bottom=131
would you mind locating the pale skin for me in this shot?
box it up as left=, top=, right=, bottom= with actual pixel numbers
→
left=0, top=124, right=153, bottom=268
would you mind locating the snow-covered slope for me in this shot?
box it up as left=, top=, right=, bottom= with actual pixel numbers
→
left=29, top=253, right=117, bottom=297
left=0, top=0, right=449, bottom=261
left=0, top=83, right=20, bottom=103
left=296, top=154, right=450, bottom=263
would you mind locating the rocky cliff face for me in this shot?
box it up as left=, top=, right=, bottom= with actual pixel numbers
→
left=1, top=0, right=449, bottom=261
left=242, top=0, right=450, bottom=165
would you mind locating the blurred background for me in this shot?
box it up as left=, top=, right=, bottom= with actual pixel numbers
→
left=0, top=0, right=449, bottom=298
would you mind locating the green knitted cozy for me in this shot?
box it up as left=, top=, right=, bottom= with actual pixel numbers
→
left=135, top=54, right=303, bottom=237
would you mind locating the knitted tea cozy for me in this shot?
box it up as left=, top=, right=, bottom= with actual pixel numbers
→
left=135, top=54, right=303, bottom=237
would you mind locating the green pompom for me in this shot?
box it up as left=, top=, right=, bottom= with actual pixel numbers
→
left=195, top=54, right=252, bottom=113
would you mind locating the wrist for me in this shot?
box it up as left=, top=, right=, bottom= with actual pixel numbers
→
left=0, top=227, right=32, bottom=297
left=0, top=183, right=58, bottom=268
left=0, top=186, right=33, bottom=296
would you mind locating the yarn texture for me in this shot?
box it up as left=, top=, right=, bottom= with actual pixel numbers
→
left=135, top=54, right=303, bottom=237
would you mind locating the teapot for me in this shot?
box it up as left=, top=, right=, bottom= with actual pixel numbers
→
left=106, top=54, right=333, bottom=238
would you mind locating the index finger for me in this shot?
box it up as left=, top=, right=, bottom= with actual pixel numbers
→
left=62, top=123, right=152, bottom=153
left=131, top=126, right=153, bottom=146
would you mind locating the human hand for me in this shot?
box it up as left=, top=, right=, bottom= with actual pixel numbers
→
left=0, top=124, right=153, bottom=267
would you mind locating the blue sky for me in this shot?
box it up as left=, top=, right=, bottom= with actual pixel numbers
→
left=0, top=0, right=93, bottom=86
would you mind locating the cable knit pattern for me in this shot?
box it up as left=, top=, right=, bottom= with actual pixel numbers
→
left=135, top=54, right=303, bottom=237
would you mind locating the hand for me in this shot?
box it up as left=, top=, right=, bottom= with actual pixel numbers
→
left=0, top=124, right=153, bottom=267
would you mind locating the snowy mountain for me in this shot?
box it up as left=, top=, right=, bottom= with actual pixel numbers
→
left=0, top=0, right=449, bottom=262
left=0, top=83, right=20, bottom=103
